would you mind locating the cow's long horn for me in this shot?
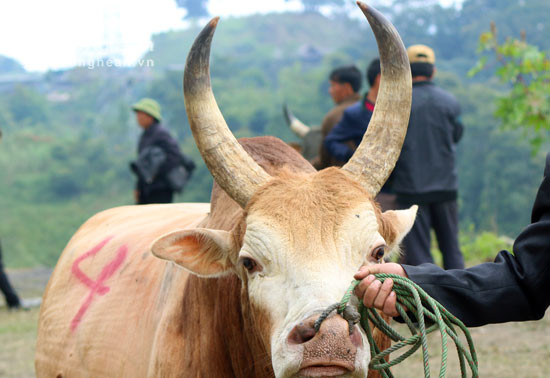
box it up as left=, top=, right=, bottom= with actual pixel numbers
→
left=184, top=18, right=271, bottom=207
left=341, top=2, right=412, bottom=196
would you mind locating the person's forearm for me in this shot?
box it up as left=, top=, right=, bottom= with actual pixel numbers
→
left=356, top=159, right=550, bottom=326
left=403, top=254, right=541, bottom=327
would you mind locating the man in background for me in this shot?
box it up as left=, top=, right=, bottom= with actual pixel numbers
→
left=0, top=131, right=24, bottom=310
left=130, top=98, right=195, bottom=204
left=392, top=45, right=465, bottom=269
left=284, top=65, right=362, bottom=169
left=323, top=58, right=395, bottom=210
left=0, top=241, right=23, bottom=310
left=324, top=58, right=381, bottom=163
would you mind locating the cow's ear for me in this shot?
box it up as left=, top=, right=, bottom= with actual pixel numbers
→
left=151, top=228, right=236, bottom=277
left=380, top=205, right=418, bottom=250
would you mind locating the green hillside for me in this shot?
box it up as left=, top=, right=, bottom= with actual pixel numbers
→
left=0, top=1, right=548, bottom=268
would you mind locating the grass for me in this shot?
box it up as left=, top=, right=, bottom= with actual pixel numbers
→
left=1, top=236, right=547, bottom=377
left=1, top=298, right=549, bottom=377
left=0, top=308, right=39, bottom=378
left=0, top=192, right=132, bottom=268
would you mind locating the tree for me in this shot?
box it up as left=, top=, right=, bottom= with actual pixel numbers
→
left=377, top=2, right=461, bottom=60
left=459, top=0, right=550, bottom=56
left=175, top=0, right=209, bottom=19
left=6, top=85, right=50, bottom=125
left=469, top=23, right=550, bottom=153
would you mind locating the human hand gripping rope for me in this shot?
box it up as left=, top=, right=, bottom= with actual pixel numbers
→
left=315, top=274, right=479, bottom=378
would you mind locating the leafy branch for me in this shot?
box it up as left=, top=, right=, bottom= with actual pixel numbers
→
left=468, top=22, right=550, bottom=154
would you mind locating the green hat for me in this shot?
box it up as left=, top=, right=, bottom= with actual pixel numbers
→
left=132, top=98, right=162, bottom=121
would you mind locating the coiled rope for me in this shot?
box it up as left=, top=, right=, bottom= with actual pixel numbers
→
left=317, top=274, right=479, bottom=378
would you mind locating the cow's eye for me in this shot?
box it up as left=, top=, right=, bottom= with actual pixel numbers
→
left=371, top=245, right=387, bottom=261
left=240, top=257, right=261, bottom=273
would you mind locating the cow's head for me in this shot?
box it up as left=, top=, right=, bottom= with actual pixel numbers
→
left=152, top=2, right=415, bottom=377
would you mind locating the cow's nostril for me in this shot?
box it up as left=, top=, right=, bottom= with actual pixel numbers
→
left=287, top=321, right=316, bottom=345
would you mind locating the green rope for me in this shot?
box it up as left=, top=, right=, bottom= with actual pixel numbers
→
left=335, top=274, right=479, bottom=378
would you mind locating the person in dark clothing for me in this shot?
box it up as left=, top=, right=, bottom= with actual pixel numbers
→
left=323, top=59, right=395, bottom=211
left=324, top=58, right=380, bottom=163
left=0, top=134, right=24, bottom=310
left=354, top=153, right=550, bottom=327
left=317, top=65, right=363, bottom=169
left=392, top=45, right=465, bottom=269
left=130, top=98, right=194, bottom=205
left=283, top=65, right=362, bottom=169
left=0, top=240, right=22, bottom=309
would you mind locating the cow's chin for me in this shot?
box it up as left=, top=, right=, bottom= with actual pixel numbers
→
left=271, top=329, right=370, bottom=378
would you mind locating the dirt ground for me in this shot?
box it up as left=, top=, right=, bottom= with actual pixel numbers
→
left=1, top=268, right=549, bottom=377
left=391, top=313, right=550, bottom=377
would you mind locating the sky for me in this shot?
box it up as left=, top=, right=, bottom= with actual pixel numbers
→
left=0, top=0, right=459, bottom=72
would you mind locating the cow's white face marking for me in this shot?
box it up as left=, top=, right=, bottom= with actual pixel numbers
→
left=240, top=201, right=384, bottom=377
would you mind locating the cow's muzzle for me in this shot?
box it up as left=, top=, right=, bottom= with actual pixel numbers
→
left=287, top=313, right=363, bottom=376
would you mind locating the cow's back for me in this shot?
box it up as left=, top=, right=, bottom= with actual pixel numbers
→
left=35, top=203, right=209, bottom=377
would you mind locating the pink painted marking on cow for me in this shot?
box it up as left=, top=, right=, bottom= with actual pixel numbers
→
left=70, top=236, right=128, bottom=331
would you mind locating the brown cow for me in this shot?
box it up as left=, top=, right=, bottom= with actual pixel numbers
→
left=36, top=3, right=414, bottom=377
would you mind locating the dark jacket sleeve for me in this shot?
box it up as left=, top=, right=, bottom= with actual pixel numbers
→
left=131, top=146, right=167, bottom=184
left=324, top=108, right=359, bottom=162
left=403, top=156, right=550, bottom=327
left=154, top=129, right=183, bottom=177
left=448, top=96, right=463, bottom=143
left=451, top=116, right=464, bottom=143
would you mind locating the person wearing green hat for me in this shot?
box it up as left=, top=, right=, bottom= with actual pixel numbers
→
left=130, top=98, right=195, bottom=204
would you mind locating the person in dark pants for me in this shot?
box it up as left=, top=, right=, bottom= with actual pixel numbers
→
left=355, top=153, right=550, bottom=327
left=130, top=98, right=191, bottom=205
left=0, top=133, right=24, bottom=310
left=0, top=240, right=22, bottom=309
left=392, top=45, right=465, bottom=269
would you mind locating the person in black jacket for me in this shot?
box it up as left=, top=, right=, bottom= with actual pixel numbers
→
left=0, top=133, right=24, bottom=310
left=354, top=153, right=550, bottom=327
left=130, top=98, right=194, bottom=204
left=0, top=240, right=22, bottom=310
left=393, top=44, right=465, bottom=269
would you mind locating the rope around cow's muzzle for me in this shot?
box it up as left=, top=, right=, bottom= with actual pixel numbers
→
left=316, top=274, right=479, bottom=378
